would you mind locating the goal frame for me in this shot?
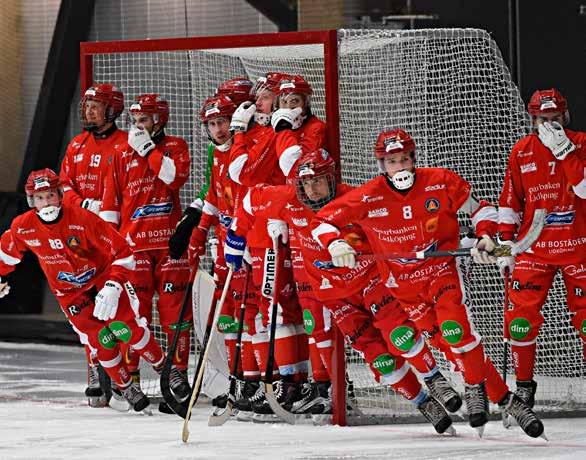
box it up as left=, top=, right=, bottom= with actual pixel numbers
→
left=79, top=30, right=349, bottom=425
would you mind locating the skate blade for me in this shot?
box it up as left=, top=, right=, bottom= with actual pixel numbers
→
left=252, top=413, right=281, bottom=423
left=311, top=414, right=332, bottom=426
left=138, top=407, right=154, bottom=416
left=88, top=396, right=108, bottom=408
left=473, top=425, right=485, bottom=438
left=502, top=413, right=514, bottom=429
left=235, top=411, right=254, bottom=422
left=444, top=425, right=457, bottom=436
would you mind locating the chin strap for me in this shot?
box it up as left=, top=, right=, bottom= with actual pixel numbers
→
left=37, top=206, right=61, bottom=223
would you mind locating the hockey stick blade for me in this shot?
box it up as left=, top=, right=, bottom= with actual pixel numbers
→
left=264, top=382, right=297, bottom=425
left=208, top=397, right=235, bottom=426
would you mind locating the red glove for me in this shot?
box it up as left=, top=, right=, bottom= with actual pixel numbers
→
left=188, top=227, right=208, bottom=268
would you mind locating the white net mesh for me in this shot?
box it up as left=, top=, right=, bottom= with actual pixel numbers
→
left=88, top=28, right=585, bottom=417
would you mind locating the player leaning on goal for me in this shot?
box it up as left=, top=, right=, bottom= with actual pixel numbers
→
left=59, top=83, right=127, bottom=407
left=100, top=94, right=193, bottom=406
left=497, top=88, right=586, bottom=407
left=0, top=169, right=165, bottom=411
left=311, top=129, right=545, bottom=439
left=226, top=149, right=462, bottom=433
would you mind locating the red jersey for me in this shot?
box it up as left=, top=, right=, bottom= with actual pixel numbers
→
left=312, top=168, right=497, bottom=286
left=60, top=128, right=127, bottom=208
left=235, top=183, right=376, bottom=300
left=0, top=206, right=135, bottom=303
left=100, top=133, right=190, bottom=251
left=199, top=144, right=242, bottom=242
left=498, top=130, right=586, bottom=264
left=275, top=115, right=326, bottom=178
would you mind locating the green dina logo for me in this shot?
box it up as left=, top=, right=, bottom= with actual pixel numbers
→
left=303, top=309, right=315, bottom=335
left=441, top=320, right=463, bottom=344
left=98, top=327, right=117, bottom=349
left=372, top=353, right=396, bottom=376
left=581, top=320, right=586, bottom=338
left=390, top=326, right=416, bottom=352
left=217, top=315, right=239, bottom=334
left=509, top=317, right=531, bottom=340
left=109, top=321, right=132, bottom=344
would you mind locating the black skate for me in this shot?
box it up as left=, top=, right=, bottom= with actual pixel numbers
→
left=424, top=371, right=462, bottom=413
left=464, top=382, right=489, bottom=436
left=291, top=382, right=326, bottom=415
left=417, top=394, right=456, bottom=435
left=235, top=381, right=263, bottom=422
left=114, top=383, right=150, bottom=412
left=85, top=364, right=107, bottom=408
left=234, top=380, right=260, bottom=412
left=169, top=367, right=191, bottom=402
left=503, top=380, right=537, bottom=429
left=499, top=391, right=546, bottom=439
left=253, top=380, right=302, bottom=423
left=213, top=379, right=244, bottom=409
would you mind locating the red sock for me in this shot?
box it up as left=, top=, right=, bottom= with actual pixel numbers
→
left=83, top=345, right=96, bottom=366
left=512, top=342, right=537, bottom=381
left=388, top=365, right=422, bottom=401
left=252, top=331, right=277, bottom=379
left=455, top=342, right=487, bottom=385
left=97, top=351, right=131, bottom=388
left=120, top=343, right=140, bottom=373
left=309, top=340, right=330, bottom=381
left=403, top=337, right=437, bottom=376
left=223, top=334, right=240, bottom=376
left=241, top=334, right=260, bottom=380
left=484, top=357, right=509, bottom=403
left=131, top=327, right=164, bottom=371
left=275, top=324, right=300, bottom=379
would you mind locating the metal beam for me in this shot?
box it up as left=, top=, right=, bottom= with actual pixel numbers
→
left=245, top=0, right=297, bottom=31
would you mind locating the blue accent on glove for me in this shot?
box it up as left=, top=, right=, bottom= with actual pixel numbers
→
left=224, top=230, right=246, bottom=271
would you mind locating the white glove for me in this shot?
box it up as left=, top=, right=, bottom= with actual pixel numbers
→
left=496, top=240, right=515, bottom=276
left=267, top=219, right=289, bottom=244
left=81, top=198, right=102, bottom=215
left=328, top=239, right=356, bottom=269
left=537, top=121, right=575, bottom=160
left=230, top=102, right=256, bottom=132
left=0, top=277, right=10, bottom=299
left=128, top=126, right=155, bottom=157
left=243, top=246, right=253, bottom=266
left=93, top=281, right=123, bottom=321
left=271, top=107, right=304, bottom=131
left=470, top=235, right=497, bottom=264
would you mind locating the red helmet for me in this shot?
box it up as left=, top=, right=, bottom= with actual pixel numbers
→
left=374, top=129, right=416, bottom=159
left=275, top=74, right=313, bottom=97
left=80, top=83, right=124, bottom=130
left=199, top=95, right=237, bottom=123
left=130, top=94, right=170, bottom=128
left=295, top=148, right=336, bottom=211
left=216, top=77, right=254, bottom=106
left=528, top=88, right=567, bottom=115
left=25, top=169, right=62, bottom=207
left=251, top=72, right=293, bottom=97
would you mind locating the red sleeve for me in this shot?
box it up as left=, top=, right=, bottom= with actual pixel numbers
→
left=0, top=219, right=29, bottom=276
left=561, top=131, right=586, bottom=189
left=199, top=165, right=220, bottom=232
left=444, top=169, right=472, bottom=212
left=234, top=185, right=289, bottom=236
left=147, top=138, right=190, bottom=190
left=59, top=137, right=86, bottom=209
left=275, top=117, right=326, bottom=178
left=498, top=148, right=525, bottom=240
left=99, top=147, right=124, bottom=228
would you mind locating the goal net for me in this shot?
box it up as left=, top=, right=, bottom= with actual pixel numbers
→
left=81, top=28, right=585, bottom=422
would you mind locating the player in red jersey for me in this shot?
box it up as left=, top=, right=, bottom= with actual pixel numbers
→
left=497, top=88, right=586, bottom=407
left=270, top=74, right=327, bottom=178
left=0, top=169, right=165, bottom=411
left=224, top=149, right=464, bottom=432
left=59, top=82, right=128, bottom=406
left=311, top=130, right=545, bottom=438
left=100, top=94, right=192, bottom=404
left=226, top=73, right=310, bottom=415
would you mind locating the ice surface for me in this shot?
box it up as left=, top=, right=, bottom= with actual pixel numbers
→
left=1, top=342, right=585, bottom=460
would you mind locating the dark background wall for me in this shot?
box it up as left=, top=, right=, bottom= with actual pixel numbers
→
left=414, top=0, right=586, bottom=128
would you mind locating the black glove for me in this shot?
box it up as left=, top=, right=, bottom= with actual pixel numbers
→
left=168, top=206, right=202, bottom=259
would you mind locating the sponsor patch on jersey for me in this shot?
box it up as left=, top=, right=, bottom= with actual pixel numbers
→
left=368, top=207, right=388, bottom=218
left=131, top=202, right=173, bottom=220
left=424, top=184, right=445, bottom=192
left=16, top=227, right=35, bottom=235
left=73, top=154, right=84, bottom=163
left=126, top=159, right=139, bottom=172
left=24, top=239, right=41, bottom=247
left=424, top=198, right=440, bottom=213
left=520, top=162, right=537, bottom=174
left=292, top=217, right=308, bottom=227
left=320, top=277, right=333, bottom=289
left=545, top=210, right=575, bottom=226
left=361, top=194, right=384, bottom=203
left=56, top=267, right=96, bottom=287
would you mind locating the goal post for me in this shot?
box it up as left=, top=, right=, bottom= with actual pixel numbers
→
left=79, top=28, right=585, bottom=425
